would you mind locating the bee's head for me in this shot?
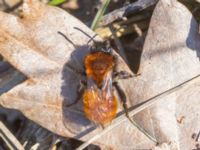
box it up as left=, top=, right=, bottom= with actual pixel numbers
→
left=71, top=27, right=113, bottom=54
left=90, top=40, right=112, bottom=54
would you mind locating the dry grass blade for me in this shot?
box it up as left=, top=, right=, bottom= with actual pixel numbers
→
left=0, top=121, right=24, bottom=150
left=48, top=0, right=67, bottom=6
left=91, top=0, right=111, bottom=30
left=76, top=74, right=200, bottom=150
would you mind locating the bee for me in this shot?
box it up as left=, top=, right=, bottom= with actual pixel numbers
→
left=58, top=29, right=132, bottom=126
left=58, top=28, right=156, bottom=143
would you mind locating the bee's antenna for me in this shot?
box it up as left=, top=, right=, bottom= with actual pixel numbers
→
left=74, top=27, right=98, bottom=45
left=87, top=34, right=98, bottom=45
left=58, top=31, right=77, bottom=48
left=74, top=27, right=93, bottom=39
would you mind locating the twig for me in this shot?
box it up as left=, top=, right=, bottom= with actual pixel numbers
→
left=76, top=74, right=200, bottom=150
left=101, top=0, right=158, bottom=26
left=133, top=23, right=143, bottom=36
left=96, top=19, right=149, bottom=39
left=4, top=0, right=23, bottom=13
left=0, top=121, right=24, bottom=150
left=196, top=130, right=200, bottom=142
left=96, top=10, right=151, bottom=39
left=2, top=0, right=10, bottom=9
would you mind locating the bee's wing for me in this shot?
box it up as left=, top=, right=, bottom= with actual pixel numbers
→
left=101, top=70, right=113, bottom=99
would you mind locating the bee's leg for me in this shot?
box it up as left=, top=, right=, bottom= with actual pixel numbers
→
left=65, top=80, right=86, bottom=107
left=113, top=82, right=132, bottom=119
left=66, top=63, right=86, bottom=77
left=113, top=71, right=140, bottom=80
left=99, top=124, right=105, bottom=129
left=113, top=82, right=158, bottom=144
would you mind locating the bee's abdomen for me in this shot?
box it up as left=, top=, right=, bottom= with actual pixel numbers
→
left=83, top=89, right=117, bottom=126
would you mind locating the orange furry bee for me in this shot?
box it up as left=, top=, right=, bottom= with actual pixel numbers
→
left=83, top=51, right=118, bottom=125
left=58, top=29, right=134, bottom=126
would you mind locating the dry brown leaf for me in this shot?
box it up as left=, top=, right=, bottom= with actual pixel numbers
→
left=0, top=0, right=200, bottom=149
left=121, top=0, right=200, bottom=149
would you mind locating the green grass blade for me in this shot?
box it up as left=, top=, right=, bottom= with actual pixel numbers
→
left=48, top=0, right=67, bottom=6
left=91, top=0, right=111, bottom=30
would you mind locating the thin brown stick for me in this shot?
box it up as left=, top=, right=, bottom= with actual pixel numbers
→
left=0, top=121, right=24, bottom=150
left=76, top=74, right=200, bottom=150
left=101, top=0, right=158, bottom=26
left=4, top=0, right=23, bottom=13
left=195, top=130, right=200, bottom=142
